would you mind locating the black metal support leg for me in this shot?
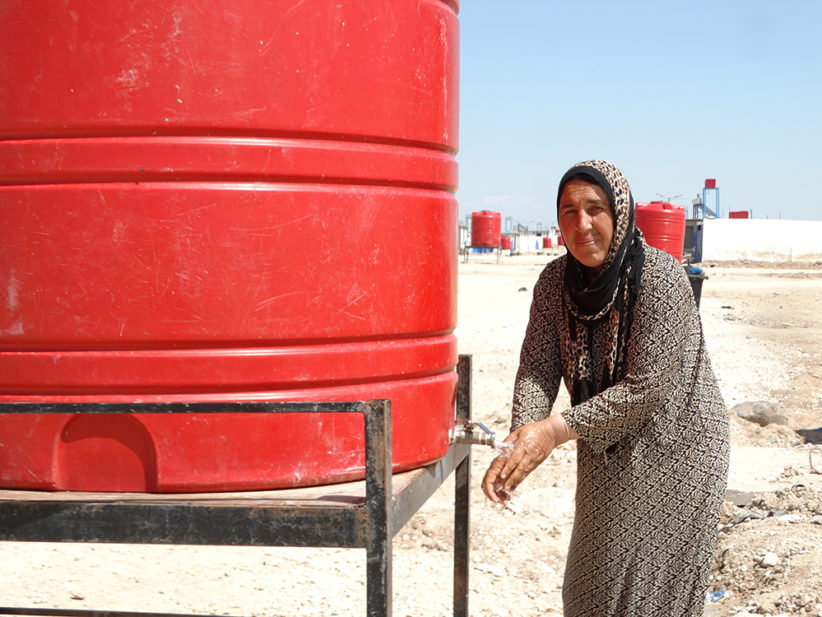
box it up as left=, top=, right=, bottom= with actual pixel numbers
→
left=364, top=399, right=392, bottom=617
left=453, top=450, right=470, bottom=617
left=453, top=354, right=472, bottom=617
left=0, top=365, right=475, bottom=617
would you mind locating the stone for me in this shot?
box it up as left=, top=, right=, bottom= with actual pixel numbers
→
left=732, top=509, right=763, bottom=525
left=732, top=400, right=789, bottom=427
left=759, top=551, right=780, bottom=568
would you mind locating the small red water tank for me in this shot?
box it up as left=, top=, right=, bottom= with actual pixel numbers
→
left=558, top=235, right=565, bottom=247
left=500, top=236, right=511, bottom=251
left=635, top=201, right=686, bottom=262
left=0, top=0, right=460, bottom=492
left=543, top=237, right=552, bottom=249
left=705, top=178, right=717, bottom=188
left=471, top=211, right=501, bottom=248
left=729, top=210, right=749, bottom=219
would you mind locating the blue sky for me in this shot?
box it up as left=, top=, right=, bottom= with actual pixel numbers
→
left=457, top=0, right=822, bottom=226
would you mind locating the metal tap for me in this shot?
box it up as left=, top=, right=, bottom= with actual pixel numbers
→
left=450, top=421, right=496, bottom=448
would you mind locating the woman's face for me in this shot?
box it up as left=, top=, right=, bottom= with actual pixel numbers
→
left=558, top=179, right=615, bottom=273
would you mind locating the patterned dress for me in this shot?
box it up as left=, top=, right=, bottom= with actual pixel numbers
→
left=512, top=247, right=730, bottom=617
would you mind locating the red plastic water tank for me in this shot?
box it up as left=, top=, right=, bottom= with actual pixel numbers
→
left=635, top=201, right=686, bottom=262
left=500, top=236, right=511, bottom=251
left=543, top=237, right=552, bottom=249
left=471, top=211, right=501, bottom=248
left=0, top=0, right=460, bottom=492
left=729, top=210, right=749, bottom=219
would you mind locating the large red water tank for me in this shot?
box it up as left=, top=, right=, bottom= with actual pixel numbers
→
left=471, top=211, right=501, bottom=248
left=729, top=210, right=749, bottom=219
left=0, top=0, right=460, bottom=492
left=635, top=201, right=686, bottom=262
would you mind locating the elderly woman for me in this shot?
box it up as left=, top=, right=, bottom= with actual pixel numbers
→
left=483, top=160, right=730, bottom=616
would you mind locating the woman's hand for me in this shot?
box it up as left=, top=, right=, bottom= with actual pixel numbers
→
left=481, top=415, right=577, bottom=503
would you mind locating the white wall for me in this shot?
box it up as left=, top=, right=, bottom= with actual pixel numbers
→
left=517, top=233, right=544, bottom=253
left=702, top=218, right=822, bottom=262
left=507, top=232, right=561, bottom=254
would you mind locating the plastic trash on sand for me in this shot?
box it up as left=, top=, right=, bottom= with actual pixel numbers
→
left=705, top=589, right=729, bottom=605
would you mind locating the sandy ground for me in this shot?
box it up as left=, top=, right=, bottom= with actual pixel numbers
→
left=2, top=251, right=822, bottom=616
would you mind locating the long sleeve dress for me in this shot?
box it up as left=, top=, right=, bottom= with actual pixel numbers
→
left=512, top=247, right=730, bottom=617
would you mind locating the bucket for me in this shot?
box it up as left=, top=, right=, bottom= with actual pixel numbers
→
left=687, top=271, right=708, bottom=309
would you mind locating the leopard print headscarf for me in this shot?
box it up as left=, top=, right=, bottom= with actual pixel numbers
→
left=557, top=160, right=646, bottom=405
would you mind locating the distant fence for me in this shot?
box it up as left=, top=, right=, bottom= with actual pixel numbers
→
left=701, top=218, right=822, bottom=262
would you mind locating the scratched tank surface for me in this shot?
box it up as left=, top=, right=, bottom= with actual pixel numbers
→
left=0, top=0, right=460, bottom=491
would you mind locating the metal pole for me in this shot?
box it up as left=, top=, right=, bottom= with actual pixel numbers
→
left=364, top=399, right=392, bottom=617
left=455, top=355, right=472, bottom=425
left=702, top=187, right=707, bottom=219
left=453, top=355, right=472, bottom=617
left=716, top=187, right=720, bottom=219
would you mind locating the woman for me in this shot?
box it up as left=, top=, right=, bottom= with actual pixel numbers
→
left=483, top=160, right=729, bottom=616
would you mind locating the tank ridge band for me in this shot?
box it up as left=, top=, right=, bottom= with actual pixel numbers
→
left=0, top=136, right=458, bottom=191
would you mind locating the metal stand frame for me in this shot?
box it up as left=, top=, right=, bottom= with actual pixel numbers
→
left=461, top=245, right=502, bottom=263
left=0, top=356, right=473, bottom=617
left=702, top=185, right=720, bottom=219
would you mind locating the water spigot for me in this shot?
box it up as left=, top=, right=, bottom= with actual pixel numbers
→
left=450, top=421, right=496, bottom=448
